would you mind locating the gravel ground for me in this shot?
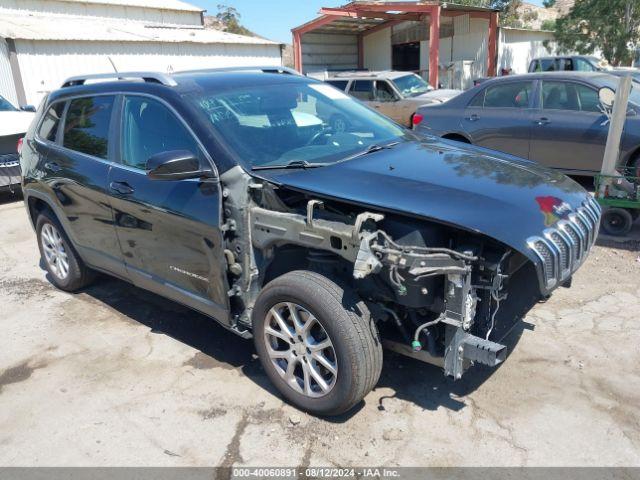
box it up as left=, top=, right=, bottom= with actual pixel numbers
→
left=0, top=191, right=639, bottom=467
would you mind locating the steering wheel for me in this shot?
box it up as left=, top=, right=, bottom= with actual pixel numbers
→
left=306, top=126, right=334, bottom=146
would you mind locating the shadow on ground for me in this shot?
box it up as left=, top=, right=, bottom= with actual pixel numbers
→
left=0, top=189, right=23, bottom=205
left=69, top=273, right=535, bottom=420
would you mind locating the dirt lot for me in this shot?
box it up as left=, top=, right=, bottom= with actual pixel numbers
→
left=0, top=190, right=639, bottom=467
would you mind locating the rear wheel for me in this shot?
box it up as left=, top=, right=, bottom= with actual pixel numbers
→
left=601, top=207, right=634, bottom=236
left=252, top=270, right=382, bottom=416
left=36, top=210, right=94, bottom=291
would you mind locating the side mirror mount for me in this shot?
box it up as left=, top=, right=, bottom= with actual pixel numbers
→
left=20, top=105, right=36, bottom=112
left=598, top=87, right=616, bottom=109
left=146, top=150, right=215, bottom=181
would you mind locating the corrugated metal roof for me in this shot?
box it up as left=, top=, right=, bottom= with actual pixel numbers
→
left=0, top=13, right=278, bottom=45
left=55, top=0, right=203, bottom=12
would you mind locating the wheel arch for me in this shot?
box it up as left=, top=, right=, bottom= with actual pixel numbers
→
left=441, top=132, right=472, bottom=144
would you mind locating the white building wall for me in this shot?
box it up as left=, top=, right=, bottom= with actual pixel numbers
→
left=301, top=33, right=358, bottom=74
left=0, top=0, right=202, bottom=26
left=363, top=28, right=391, bottom=71
left=14, top=40, right=282, bottom=106
left=0, top=37, right=18, bottom=105
left=498, top=28, right=556, bottom=74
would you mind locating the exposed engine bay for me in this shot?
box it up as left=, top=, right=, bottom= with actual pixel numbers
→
left=219, top=166, right=540, bottom=379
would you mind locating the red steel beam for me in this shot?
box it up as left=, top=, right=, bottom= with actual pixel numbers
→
left=292, top=14, right=338, bottom=35
left=428, top=4, right=440, bottom=88
left=361, top=18, right=405, bottom=37
left=487, top=11, right=498, bottom=76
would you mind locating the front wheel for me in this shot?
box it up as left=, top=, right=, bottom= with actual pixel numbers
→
left=601, top=207, right=634, bottom=236
left=252, top=271, right=382, bottom=416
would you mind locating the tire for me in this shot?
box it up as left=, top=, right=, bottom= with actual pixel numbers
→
left=252, top=270, right=383, bottom=416
left=36, top=210, right=94, bottom=291
left=601, top=207, right=634, bottom=236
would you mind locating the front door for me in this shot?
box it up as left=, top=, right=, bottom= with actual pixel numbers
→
left=462, top=80, right=534, bottom=159
left=107, top=95, right=229, bottom=322
left=529, top=79, right=609, bottom=173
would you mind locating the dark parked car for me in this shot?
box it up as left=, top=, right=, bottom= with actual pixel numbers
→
left=20, top=68, right=600, bottom=415
left=528, top=55, right=609, bottom=73
left=415, top=72, right=640, bottom=176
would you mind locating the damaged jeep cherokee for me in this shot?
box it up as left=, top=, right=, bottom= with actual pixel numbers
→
left=20, top=68, right=601, bottom=415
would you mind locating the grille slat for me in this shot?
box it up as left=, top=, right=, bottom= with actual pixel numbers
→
left=528, top=200, right=600, bottom=290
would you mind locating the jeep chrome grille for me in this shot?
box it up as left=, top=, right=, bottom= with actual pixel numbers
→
left=528, top=197, right=601, bottom=290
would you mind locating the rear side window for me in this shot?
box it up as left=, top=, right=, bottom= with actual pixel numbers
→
left=542, top=81, right=600, bottom=112
left=483, top=82, right=532, bottom=108
left=121, top=96, right=203, bottom=170
left=540, top=59, right=555, bottom=71
left=326, top=80, right=348, bottom=91
left=575, top=58, right=596, bottom=71
left=38, top=102, right=66, bottom=142
left=349, top=80, right=375, bottom=101
left=63, top=96, right=114, bottom=159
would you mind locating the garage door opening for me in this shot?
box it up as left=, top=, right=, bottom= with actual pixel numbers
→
left=392, top=42, right=420, bottom=72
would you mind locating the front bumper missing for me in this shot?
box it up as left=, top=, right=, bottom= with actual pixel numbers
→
left=444, top=326, right=507, bottom=379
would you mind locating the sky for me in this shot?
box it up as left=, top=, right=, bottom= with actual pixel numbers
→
left=190, top=0, right=545, bottom=44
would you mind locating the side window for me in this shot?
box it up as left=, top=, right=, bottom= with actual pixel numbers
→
left=349, top=80, right=375, bottom=101
left=38, top=102, right=66, bottom=142
left=468, top=90, right=485, bottom=107
left=63, top=96, right=114, bottom=159
left=575, top=58, right=595, bottom=71
left=121, top=96, right=204, bottom=171
left=560, top=58, right=574, bottom=70
left=575, top=83, right=601, bottom=112
left=540, top=59, right=555, bottom=71
left=375, top=81, right=396, bottom=102
left=326, top=80, right=348, bottom=91
left=530, top=60, right=539, bottom=72
left=483, top=82, right=532, bottom=108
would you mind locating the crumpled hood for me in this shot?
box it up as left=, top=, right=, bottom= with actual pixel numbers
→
left=252, top=139, right=591, bottom=262
left=0, top=111, right=34, bottom=137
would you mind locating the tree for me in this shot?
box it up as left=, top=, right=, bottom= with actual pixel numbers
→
left=552, top=0, right=640, bottom=65
left=215, top=4, right=253, bottom=36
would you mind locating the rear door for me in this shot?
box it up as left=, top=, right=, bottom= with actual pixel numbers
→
left=528, top=79, right=608, bottom=173
left=40, top=95, right=125, bottom=276
left=461, top=80, right=534, bottom=159
left=107, top=94, right=229, bottom=322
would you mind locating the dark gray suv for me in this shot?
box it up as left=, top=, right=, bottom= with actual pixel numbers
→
left=20, top=68, right=599, bottom=415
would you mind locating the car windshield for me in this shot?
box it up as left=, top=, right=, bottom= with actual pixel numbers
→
left=392, top=74, right=431, bottom=98
left=188, top=81, right=408, bottom=169
left=0, top=95, right=17, bottom=112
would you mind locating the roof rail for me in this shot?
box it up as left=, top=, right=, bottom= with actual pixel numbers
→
left=61, top=72, right=177, bottom=88
left=177, top=66, right=301, bottom=76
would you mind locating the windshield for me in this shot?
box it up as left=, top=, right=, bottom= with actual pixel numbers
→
left=188, top=81, right=408, bottom=169
left=392, top=74, right=432, bottom=98
left=0, top=95, right=17, bottom=112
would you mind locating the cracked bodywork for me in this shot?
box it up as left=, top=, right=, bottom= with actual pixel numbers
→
left=219, top=165, right=544, bottom=379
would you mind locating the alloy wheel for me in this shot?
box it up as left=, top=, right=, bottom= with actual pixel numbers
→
left=41, top=223, right=69, bottom=280
left=263, top=302, right=338, bottom=398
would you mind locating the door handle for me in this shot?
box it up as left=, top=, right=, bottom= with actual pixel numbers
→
left=44, top=161, right=61, bottom=173
left=466, top=114, right=479, bottom=122
left=109, top=181, right=134, bottom=195
left=535, top=117, right=551, bottom=126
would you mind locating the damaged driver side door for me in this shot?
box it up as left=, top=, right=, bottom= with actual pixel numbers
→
left=107, top=94, right=230, bottom=323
